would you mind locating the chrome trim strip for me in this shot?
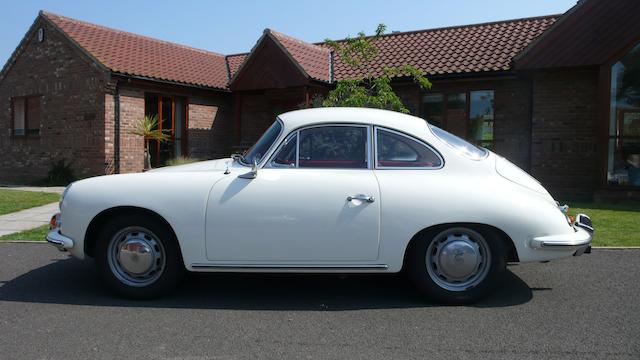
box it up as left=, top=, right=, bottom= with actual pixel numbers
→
left=190, top=264, right=389, bottom=270
left=574, top=222, right=594, bottom=234
left=540, top=239, right=592, bottom=248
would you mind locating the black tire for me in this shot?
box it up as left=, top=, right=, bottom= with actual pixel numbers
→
left=407, top=225, right=506, bottom=304
left=95, top=213, right=184, bottom=299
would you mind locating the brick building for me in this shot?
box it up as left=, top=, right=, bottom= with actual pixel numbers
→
left=1, top=0, right=639, bottom=201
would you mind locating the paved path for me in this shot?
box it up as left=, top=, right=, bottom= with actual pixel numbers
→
left=0, top=244, right=638, bottom=360
left=0, top=185, right=65, bottom=194
left=0, top=202, right=58, bottom=236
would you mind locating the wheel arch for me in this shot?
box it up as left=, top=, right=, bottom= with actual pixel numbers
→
left=401, top=222, right=519, bottom=271
left=84, top=206, right=182, bottom=262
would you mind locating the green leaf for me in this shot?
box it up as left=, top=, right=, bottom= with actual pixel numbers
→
left=322, top=24, right=431, bottom=114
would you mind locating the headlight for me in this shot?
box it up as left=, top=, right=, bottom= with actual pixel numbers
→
left=59, top=183, right=73, bottom=209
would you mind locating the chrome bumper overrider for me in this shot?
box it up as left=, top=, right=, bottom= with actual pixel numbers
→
left=531, top=213, right=593, bottom=256
left=46, top=229, right=74, bottom=252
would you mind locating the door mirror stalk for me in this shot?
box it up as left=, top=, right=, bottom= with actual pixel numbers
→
left=238, top=159, right=258, bottom=179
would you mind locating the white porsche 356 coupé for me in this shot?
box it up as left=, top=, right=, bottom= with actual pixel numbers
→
left=47, top=107, right=593, bottom=303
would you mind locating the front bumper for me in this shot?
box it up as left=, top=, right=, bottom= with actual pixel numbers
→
left=45, top=213, right=74, bottom=251
left=530, top=213, right=593, bottom=256
left=46, top=229, right=75, bottom=251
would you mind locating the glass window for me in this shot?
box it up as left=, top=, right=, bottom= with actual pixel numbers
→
left=12, top=97, right=25, bottom=136
left=242, top=120, right=282, bottom=166
left=446, top=93, right=468, bottom=138
left=298, top=126, right=368, bottom=168
left=469, top=90, right=494, bottom=150
left=12, top=96, right=41, bottom=136
left=429, top=124, right=488, bottom=160
left=608, top=43, right=640, bottom=187
left=269, top=133, right=297, bottom=168
left=421, top=93, right=444, bottom=128
left=376, top=129, right=442, bottom=168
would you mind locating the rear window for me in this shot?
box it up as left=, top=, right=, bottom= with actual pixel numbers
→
left=429, top=124, right=488, bottom=160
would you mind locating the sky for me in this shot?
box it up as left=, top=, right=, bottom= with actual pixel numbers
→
left=1, top=0, right=578, bottom=66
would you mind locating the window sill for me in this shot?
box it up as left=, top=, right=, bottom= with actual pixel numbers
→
left=10, top=134, right=41, bottom=139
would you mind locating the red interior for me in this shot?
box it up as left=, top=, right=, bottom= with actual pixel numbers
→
left=299, top=159, right=366, bottom=168
left=377, top=160, right=434, bottom=167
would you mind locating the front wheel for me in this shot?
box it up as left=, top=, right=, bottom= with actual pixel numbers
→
left=95, top=213, right=184, bottom=299
left=407, top=226, right=506, bottom=304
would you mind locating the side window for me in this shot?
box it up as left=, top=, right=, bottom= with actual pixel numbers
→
left=376, top=128, right=442, bottom=168
left=299, top=126, right=368, bottom=169
left=269, top=133, right=297, bottom=168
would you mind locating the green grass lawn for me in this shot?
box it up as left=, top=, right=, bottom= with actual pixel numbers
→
left=0, top=201, right=638, bottom=247
left=570, top=202, right=640, bottom=247
left=0, top=224, right=49, bottom=241
left=0, top=189, right=60, bottom=215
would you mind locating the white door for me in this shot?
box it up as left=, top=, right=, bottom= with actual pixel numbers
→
left=205, top=125, right=381, bottom=263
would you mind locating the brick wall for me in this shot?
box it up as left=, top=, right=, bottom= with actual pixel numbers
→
left=117, top=89, right=145, bottom=173
left=0, top=18, right=109, bottom=183
left=238, top=87, right=325, bottom=149
left=530, top=67, right=599, bottom=200
left=189, top=95, right=232, bottom=159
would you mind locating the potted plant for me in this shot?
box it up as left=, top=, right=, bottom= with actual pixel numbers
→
left=130, top=115, right=171, bottom=170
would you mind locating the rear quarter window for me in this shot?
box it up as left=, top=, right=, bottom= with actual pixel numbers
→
left=429, top=124, right=488, bottom=160
left=375, top=128, right=442, bottom=168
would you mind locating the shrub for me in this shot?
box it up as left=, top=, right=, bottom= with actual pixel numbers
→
left=46, top=159, right=76, bottom=186
left=166, top=156, right=200, bottom=166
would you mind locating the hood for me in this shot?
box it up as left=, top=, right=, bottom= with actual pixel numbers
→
left=147, top=158, right=233, bottom=173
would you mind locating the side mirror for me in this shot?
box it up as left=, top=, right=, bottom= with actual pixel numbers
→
left=238, top=158, right=259, bottom=179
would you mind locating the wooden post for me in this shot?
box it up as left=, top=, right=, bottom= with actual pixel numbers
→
left=234, top=92, right=242, bottom=146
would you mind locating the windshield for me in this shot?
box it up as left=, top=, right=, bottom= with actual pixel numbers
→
left=429, top=124, right=488, bottom=160
left=241, top=119, right=282, bottom=165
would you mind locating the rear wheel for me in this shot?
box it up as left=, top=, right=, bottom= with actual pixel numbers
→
left=95, top=213, right=184, bottom=299
left=408, top=226, right=506, bottom=304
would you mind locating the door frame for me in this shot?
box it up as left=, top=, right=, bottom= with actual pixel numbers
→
left=146, top=94, right=189, bottom=166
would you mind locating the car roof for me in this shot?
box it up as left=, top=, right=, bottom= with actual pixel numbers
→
left=277, top=107, right=430, bottom=137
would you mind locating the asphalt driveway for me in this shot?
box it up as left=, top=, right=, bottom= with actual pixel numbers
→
left=0, top=243, right=638, bottom=360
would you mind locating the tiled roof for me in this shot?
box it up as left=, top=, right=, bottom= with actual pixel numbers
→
left=226, top=53, right=247, bottom=78
left=35, top=12, right=559, bottom=90
left=328, top=15, right=558, bottom=79
left=515, top=0, right=640, bottom=69
left=269, top=30, right=331, bottom=82
left=42, top=11, right=230, bottom=90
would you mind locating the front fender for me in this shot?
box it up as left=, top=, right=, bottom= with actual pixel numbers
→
left=60, top=171, right=225, bottom=263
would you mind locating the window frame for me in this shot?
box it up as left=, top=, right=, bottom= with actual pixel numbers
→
left=266, top=123, right=373, bottom=170
left=373, top=126, right=445, bottom=170
left=267, top=131, right=298, bottom=168
left=604, top=41, right=640, bottom=189
left=10, top=95, right=42, bottom=138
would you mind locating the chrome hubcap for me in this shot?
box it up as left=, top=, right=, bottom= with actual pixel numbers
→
left=426, top=228, right=491, bottom=292
left=107, top=227, right=165, bottom=287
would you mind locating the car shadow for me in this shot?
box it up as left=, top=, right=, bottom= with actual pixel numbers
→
left=0, top=257, right=535, bottom=310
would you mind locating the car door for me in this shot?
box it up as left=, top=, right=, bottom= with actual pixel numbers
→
left=205, top=124, right=381, bottom=263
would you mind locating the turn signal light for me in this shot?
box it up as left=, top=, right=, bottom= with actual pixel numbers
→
left=49, top=213, right=61, bottom=230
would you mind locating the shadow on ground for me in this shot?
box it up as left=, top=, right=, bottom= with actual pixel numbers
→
left=0, top=257, right=536, bottom=310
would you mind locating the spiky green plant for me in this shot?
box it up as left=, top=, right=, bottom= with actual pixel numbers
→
left=130, top=115, right=171, bottom=169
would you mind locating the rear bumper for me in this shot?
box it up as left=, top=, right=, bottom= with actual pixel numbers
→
left=531, top=214, right=593, bottom=257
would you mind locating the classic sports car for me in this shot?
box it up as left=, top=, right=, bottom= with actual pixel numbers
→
left=47, top=107, right=593, bottom=303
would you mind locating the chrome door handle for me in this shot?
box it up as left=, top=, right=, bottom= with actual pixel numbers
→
left=347, top=194, right=375, bottom=203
